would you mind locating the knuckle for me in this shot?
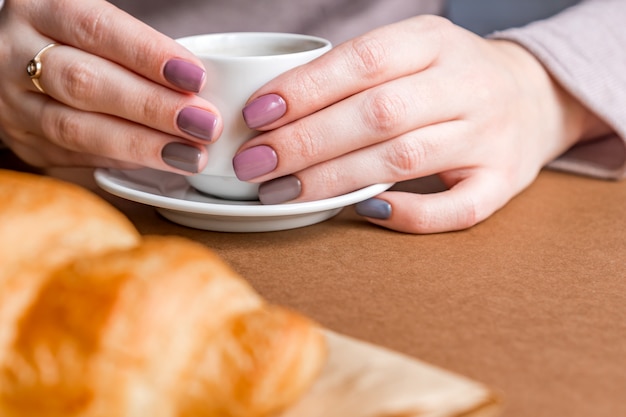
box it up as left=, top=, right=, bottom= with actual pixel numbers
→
left=127, top=38, right=162, bottom=73
left=71, top=6, right=161, bottom=71
left=290, top=126, right=321, bottom=160
left=138, top=93, right=168, bottom=125
left=385, top=135, right=427, bottom=178
left=310, top=163, right=343, bottom=192
left=118, top=131, right=149, bottom=163
left=363, top=91, right=408, bottom=134
left=348, top=35, right=388, bottom=80
left=419, top=14, right=454, bottom=31
left=60, top=60, right=97, bottom=102
left=92, top=128, right=146, bottom=163
left=291, top=66, right=326, bottom=104
left=72, top=8, right=111, bottom=49
left=42, top=109, right=82, bottom=150
left=407, top=15, right=456, bottom=62
left=415, top=14, right=454, bottom=44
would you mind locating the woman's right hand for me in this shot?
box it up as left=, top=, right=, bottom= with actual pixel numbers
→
left=0, top=0, right=222, bottom=174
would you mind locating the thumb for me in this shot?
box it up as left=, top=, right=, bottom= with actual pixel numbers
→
left=355, top=174, right=512, bottom=234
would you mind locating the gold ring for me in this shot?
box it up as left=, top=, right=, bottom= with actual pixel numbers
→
left=26, top=43, right=60, bottom=94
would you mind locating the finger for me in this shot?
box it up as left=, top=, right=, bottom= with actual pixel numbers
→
left=234, top=68, right=466, bottom=183
left=7, top=135, right=142, bottom=170
left=244, top=15, right=452, bottom=129
left=26, top=0, right=206, bottom=93
left=18, top=95, right=208, bottom=175
left=30, top=44, right=222, bottom=144
left=356, top=173, right=511, bottom=234
left=256, top=121, right=472, bottom=204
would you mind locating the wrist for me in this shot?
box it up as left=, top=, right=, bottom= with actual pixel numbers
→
left=490, top=39, right=611, bottom=152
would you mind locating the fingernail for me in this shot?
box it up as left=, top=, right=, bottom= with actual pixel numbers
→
left=259, top=176, right=301, bottom=205
left=242, top=94, right=286, bottom=129
left=162, top=142, right=202, bottom=173
left=355, top=198, right=392, bottom=220
left=177, top=107, right=217, bottom=141
left=233, top=145, right=278, bottom=181
left=163, top=59, right=205, bottom=93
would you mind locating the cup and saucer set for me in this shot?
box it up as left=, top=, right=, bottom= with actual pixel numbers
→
left=96, top=32, right=392, bottom=233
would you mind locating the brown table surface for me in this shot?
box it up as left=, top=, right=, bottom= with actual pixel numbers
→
left=4, top=150, right=626, bottom=417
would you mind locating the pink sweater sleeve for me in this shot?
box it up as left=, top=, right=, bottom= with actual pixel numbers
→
left=490, top=0, right=626, bottom=180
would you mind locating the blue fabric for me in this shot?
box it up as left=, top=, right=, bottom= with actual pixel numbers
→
left=447, top=0, right=581, bottom=34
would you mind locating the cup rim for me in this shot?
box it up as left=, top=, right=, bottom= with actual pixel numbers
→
left=176, top=32, right=332, bottom=60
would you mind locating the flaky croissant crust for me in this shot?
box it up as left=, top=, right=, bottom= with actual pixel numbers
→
left=0, top=170, right=326, bottom=417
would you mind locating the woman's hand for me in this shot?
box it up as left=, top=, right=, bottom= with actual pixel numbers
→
left=234, top=15, right=608, bottom=233
left=0, top=0, right=221, bottom=174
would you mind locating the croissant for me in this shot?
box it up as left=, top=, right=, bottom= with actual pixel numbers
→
left=0, top=170, right=141, bottom=371
left=0, top=170, right=326, bottom=417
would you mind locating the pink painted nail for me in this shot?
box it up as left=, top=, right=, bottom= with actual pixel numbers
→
left=177, top=107, right=217, bottom=142
left=233, top=145, right=278, bottom=181
left=242, top=94, right=286, bottom=129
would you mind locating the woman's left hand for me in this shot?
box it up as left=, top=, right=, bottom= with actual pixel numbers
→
left=233, top=16, right=607, bottom=233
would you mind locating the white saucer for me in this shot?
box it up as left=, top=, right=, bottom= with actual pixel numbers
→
left=94, top=168, right=394, bottom=233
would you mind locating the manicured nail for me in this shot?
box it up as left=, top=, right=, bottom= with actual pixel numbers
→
left=233, top=145, right=278, bottom=181
left=177, top=107, right=217, bottom=141
left=355, top=198, right=392, bottom=220
left=259, top=176, right=301, bottom=205
left=163, top=59, right=205, bottom=93
left=242, top=94, right=286, bottom=129
left=162, top=142, right=202, bottom=173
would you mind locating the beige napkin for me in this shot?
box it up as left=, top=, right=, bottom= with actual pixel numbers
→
left=281, top=331, right=500, bottom=417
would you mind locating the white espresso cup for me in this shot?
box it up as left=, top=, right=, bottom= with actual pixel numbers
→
left=176, top=32, right=332, bottom=200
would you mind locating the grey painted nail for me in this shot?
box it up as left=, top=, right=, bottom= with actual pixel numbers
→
left=258, top=175, right=302, bottom=205
left=355, top=198, right=392, bottom=220
left=162, top=143, right=201, bottom=173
